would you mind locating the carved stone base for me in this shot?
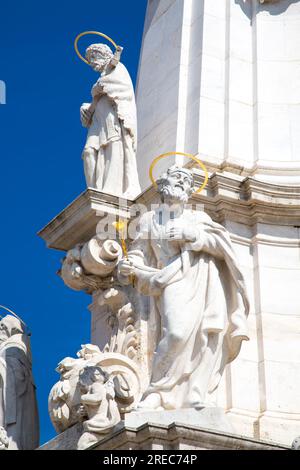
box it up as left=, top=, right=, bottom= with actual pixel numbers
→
left=39, top=419, right=288, bottom=451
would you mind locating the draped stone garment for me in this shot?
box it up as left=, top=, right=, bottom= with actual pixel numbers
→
left=0, top=334, right=39, bottom=449
left=123, top=209, right=249, bottom=409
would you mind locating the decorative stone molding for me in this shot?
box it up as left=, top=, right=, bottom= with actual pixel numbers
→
left=259, top=0, right=280, bottom=4
left=38, top=174, right=300, bottom=254
left=39, top=421, right=288, bottom=451
left=98, top=288, right=140, bottom=361
left=38, top=189, right=132, bottom=251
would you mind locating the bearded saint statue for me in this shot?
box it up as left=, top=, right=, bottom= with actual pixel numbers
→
left=80, top=43, right=141, bottom=199
left=118, top=165, right=250, bottom=411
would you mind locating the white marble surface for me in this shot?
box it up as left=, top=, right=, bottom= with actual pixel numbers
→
left=136, top=0, right=300, bottom=189
left=125, top=407, right=234, bottom=433
left=81, top=43, right=140, bottom=199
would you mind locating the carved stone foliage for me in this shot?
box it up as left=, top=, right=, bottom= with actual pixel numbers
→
left=98, top=288, right=140, bottom=361
left=49, top=345, right=142, bottom=435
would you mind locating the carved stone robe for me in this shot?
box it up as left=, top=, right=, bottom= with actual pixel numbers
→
left=84, top=62, right=141, bottom=199
left=125, top=209, right=250, bottom=409
left=0, top=334, right=39, bottom=449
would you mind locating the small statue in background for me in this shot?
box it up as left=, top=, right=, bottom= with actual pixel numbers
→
left=80, top=42, right=141, bottom=199
left=77, top=366, right=120, bottom=450
left=0, top=314, right=39, bottom=450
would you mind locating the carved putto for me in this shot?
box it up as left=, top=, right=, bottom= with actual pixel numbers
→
left=77, top=366, right=121, bottom=450
left=49, top=344, right=141, bottom=448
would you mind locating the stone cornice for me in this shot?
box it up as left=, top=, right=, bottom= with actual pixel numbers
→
left=38, top=174, right=300, bottom=251
left=193, top=172, right=300, bottom=226
left=186, top=155, right=300, bottom=178
left=39, top=421, right=288, bottom=450
left=138, top=171, right=300, bottom=225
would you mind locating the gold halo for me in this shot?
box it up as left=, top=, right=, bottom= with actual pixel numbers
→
left=149, top=152, right=209, bottom=194
left=74, top=31, right=118, bottom=65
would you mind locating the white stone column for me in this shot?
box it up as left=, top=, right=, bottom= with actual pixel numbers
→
left=135, top=0, right=300, bottom=446
left=136, top=0, right=300, bottom=189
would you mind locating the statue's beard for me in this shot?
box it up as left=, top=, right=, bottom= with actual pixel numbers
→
left=160, top=185, right=189, bottom=204
left=92, top=59, right=109, bottom=72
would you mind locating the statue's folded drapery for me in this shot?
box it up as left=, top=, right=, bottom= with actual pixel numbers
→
left=0, top=333, right=39, bottom=449
left=124, top=210, right=249, bottom=409
left=85, top=62, right=140, bottom=198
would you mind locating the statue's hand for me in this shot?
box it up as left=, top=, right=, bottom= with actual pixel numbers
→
left=80, top=104, right=93, bottom=128
left=118, top=259, right=136, bottom=278
left=166, top=222, right=197, bottom=243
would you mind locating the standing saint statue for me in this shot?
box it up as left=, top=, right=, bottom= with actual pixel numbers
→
left=80, top=43, right=141, bottom=199
left=0, top=315, right=39, bottom=449
left=118, top=165, right=250, bottom=411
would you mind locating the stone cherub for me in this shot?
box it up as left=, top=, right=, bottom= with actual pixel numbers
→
left=77, top=366, right=120, bottom=450
left=118, top=165, right=250, bottom=411
left=80, top=43, right=141, bottom=199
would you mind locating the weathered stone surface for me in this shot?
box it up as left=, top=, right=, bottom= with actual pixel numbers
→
left=124, top=408, right=234, bottom=433
left=39, top=421, right=288, bottom=451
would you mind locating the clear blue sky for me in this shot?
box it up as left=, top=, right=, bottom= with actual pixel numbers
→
left=0, top=0, right=147, bottom=445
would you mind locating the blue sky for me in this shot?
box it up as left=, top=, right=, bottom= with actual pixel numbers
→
left=0, top=0, right=146, bottom=445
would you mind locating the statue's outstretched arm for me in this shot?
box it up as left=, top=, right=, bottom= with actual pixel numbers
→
left=110, top=46, right=123, bottom=67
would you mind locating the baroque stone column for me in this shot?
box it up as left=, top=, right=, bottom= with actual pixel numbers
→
left=135, top=0, right=300, bottom=446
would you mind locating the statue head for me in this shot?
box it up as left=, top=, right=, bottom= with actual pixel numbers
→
left=85, top=43, right=113, bottom=72
left=157, top=165, right=195, bottom=204
left=79, top=366, right=109, bottom=392
left=0, top=315, right=23, bottom=343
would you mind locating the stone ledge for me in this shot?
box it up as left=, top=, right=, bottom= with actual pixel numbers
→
left=38, top=421, right=289, bottom=451
left=38, top=173, right=300, bottom=251
left=38, top=189, right=132, bottom=251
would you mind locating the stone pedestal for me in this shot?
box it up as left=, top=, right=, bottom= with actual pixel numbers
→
left=39, top=418, right=288, bottom=451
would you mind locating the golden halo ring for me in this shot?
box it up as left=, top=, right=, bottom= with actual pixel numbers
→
left=149, top=152, right=209, bottom=194
left=74, top=31, right=118, bottom=65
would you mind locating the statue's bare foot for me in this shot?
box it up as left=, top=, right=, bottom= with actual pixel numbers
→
left=135, top=393, right=162, bottom=411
